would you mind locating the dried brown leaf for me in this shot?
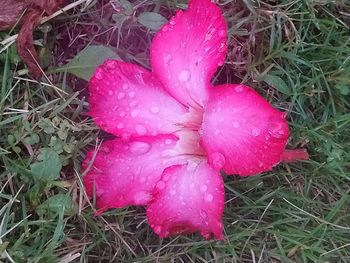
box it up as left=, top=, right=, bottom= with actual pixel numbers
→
left=0, top=0, right=66, bottom=79
left=0, top=0, right=27, bottom=31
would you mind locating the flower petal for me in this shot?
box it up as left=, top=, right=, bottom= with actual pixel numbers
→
left=147, top=161, right=225, bottom=239
left=150, top=0, right=227, bottom=108
left=82, top=135, right=185, bottom=211
left=200, top=84, right=289, bottom=176
left=89, top=60, right=187, bottom=139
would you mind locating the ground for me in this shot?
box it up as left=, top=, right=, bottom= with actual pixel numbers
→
left=0, top=0, right=350, bottom=262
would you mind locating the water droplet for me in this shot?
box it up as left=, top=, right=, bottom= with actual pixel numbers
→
left=218, top=42, right=226, bottom=52
left=117, top=123, right=124, bottom=129
left=135, top=124, right=147, bottom=135
left=117, top=92, right=125, bottom=100
left=129, top=141, right=151, bottom=155
left=234, top=85, right=244, bottom=92
left=205, top=32, right=213, bottom=41
left=178, top=70, right=191, bottom=82
left=140, top=177, right=146, bottom=183
left=165, top=139, right=172, bottom=145
left=218, top=29, right=226, bottom=37
left=217, top=59, right=225, bottom=66
left=205, top=194, right=214, bottom=202
left=131, top=109, right=139, bottom=118
left=200, top=185, right=208, bottom=192
left=122, top=84, right=128, bottom=90
left=162, top=25, right=169, bottom=32
left=154, top=226, right=162, bottom=234
left=134, top=191, right=151, bottom=204
left=210, top=152, right=225, bottom=170
left=162, top=172, right=171, bottom=182
left=129, top=100, right=138, bottom=107
left=163, top=54, right=172, bottom=63
left=186, top=162, right=197, bottom=171
left=119, top=111, right=126, bottom=117
left=251, top=127, right=261, bottom=137
left=128, top=91, right=136, bottom=98
left=170, top=189, right=176, bottom=195
left=108, top=90, right=113, bottom=95
left=94, top=69, right=103, bottom=80
left=156, top=181, right=166, bottom=190
left=200, top=210, right=209, bottom=225
left=105, top=60, right=116, bottom=69
left=233, top=121, right=240, bottom=128
left=268, top=122, right=286, bottom=138
left=150, top=106, right=160, bottom=114
left=121, top=132, right=130, bottom=141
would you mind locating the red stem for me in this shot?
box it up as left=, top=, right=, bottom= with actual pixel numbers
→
left=281, top=149, right=309, bottom=163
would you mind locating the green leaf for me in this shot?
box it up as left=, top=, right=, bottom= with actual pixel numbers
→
left=335, top=82, right=350, bottom=96
left=263, top=74, right=291, bottom=95
left=56, top=45, right=121, bottom=81
left=30, top=148, right=62, bottom=181
left=23, top=133, right=40, bottom=145
left=36, top=194, right=74, bottom=217
left=137, top=12, right=168, bottom=31
left=111, top=0, right=133, bottom=16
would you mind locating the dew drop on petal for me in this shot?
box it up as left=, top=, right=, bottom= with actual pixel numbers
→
left=251, top=127, right=261, bottom=137
left=205, top=194, right=214, bottom=202
left=218, top=42, right=226, bottom=53
left=135, top=124, right=147, bottom=136
left=210, top=152, right=226, bottom=170
left=128, top=91, right=136, bottom=98
left=117, top=92, right=125, bottom=100
left=233, top=121, right=240, bottom=128
left=200, top=209, right=208, bottom=220
left=156, top=181, right=166, bottom=190
left=139, top=176, right=146, bottom=183
left=165, top=139, right=172, bottom=145
left=131, top=109, right=140, bottom=118
left=163, top=54, right=172, bottom=63
left=178, top=70, right=191, bottom=82
left=154, top=226, right=162, bottom=234
left=218, top=29, right=226, bottom=37
left=268, top=122, right=286, bottom=138
left=94, top=69, right=103, bottom=80
left=162, top=25, right=169, bottom=32
left=200, top=185, right=208, bottom=192
left=150, top=106, right=160, bottom=114
left=117, top=122, right=124, bottom=129
left=129, top=141, right=151, bottom=155
left=234, top=85, right=244, bottom=92
left=121, top=132, right=131, bottom=141
left=129, top=100, right=138, bottom=107
left=105, top=60, right=116, bottom=69
left=134, top=191, right=151, bottom=204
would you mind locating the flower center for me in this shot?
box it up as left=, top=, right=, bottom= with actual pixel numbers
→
left=173, top=107, right=206, bottom=158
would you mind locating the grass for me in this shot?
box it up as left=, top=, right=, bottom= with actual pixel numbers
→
left=1, top=0, right=350, bottom=262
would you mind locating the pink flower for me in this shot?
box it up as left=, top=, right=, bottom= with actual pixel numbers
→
left=82, top=0, right=308, bottom=239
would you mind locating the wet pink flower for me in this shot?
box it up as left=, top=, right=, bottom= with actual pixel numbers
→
left=82, top=0, right=308, bottom=239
